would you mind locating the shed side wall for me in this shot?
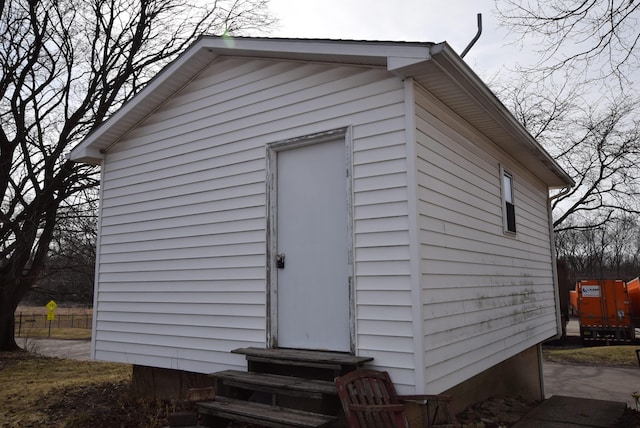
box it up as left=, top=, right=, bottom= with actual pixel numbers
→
left=414, top=84, right=556, bottom=393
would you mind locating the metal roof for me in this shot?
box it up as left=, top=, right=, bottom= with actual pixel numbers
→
left=69, top=36, right=573, bottom=188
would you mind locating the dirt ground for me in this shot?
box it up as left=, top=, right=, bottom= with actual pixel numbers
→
left=0, top=350, right=179, bottom=428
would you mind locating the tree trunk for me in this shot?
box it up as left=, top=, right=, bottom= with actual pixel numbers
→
left=0, top=282, right=20, bottom=351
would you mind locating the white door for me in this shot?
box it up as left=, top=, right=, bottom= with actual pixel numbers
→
left=275, top=138, right=351, bottom=351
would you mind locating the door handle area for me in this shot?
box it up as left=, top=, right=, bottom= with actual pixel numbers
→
left=276, top=253, right=285, bottom=269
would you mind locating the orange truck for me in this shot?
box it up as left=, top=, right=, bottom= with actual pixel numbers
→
left=569, top=279, right=635, bottom=344
left=627, top=277, right=640, bottom=327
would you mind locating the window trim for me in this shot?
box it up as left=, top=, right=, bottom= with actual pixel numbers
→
left=501, top=165, right=516, bottom=234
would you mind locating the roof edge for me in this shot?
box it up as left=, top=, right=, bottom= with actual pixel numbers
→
left=67, top=36, right=574, bottom=190
left=428, top=43, right=574, bottom=188
left=68, top=37, right=436, bottom=163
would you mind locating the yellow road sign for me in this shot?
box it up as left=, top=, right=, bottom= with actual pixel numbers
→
left=46, top=300, right=57, bottom=311
left=47, top=311, right=55, bottom=321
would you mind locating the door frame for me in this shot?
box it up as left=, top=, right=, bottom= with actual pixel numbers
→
left=265, top=127, right=355, bottom=353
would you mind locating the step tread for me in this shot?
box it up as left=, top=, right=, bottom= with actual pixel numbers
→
left=213, top=370, right=337, bottom=395
left=232, top=347, right=373, bottom=367
left=198, top=397, right=336, bottom=428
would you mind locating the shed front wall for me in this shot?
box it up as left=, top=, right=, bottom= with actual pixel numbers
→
left=413, top=83, right=557, bottom=393
left=93, top=57, right=417, bottom=385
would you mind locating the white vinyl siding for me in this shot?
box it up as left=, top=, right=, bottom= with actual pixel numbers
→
left=94, top=57, right=414, bottom=379
left=90, top=52, right=560, bottom=396
left=351, top=130, right=415, bottom=389
left=413, top=84, right=556, bottom=393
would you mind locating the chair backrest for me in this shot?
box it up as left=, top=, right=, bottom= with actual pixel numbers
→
left=335, top=369, right=408, bottom=428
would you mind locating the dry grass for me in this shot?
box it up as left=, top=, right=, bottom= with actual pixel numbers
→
left=0, top=351, right=187, bottom=427
left=16, top=327, right=92, bottom=340
left=543, top=345, right=640, bottom=366
left=0, top=352, right=131, bottom=427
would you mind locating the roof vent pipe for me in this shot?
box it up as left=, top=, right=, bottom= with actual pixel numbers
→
left=460, top=13, right=482, bottom=58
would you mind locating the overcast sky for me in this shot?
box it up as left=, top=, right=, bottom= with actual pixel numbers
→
left=266, top=0, right=528, bottom=80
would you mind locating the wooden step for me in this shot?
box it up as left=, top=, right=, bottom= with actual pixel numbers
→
left=213, top=370, right=337, bottom=399
left=198, top=397, right=336, bottom=428
left=232, top=347, right=373, bottom=371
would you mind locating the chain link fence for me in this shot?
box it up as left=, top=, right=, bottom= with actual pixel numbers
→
left=15, top=312, right=92, bottom=336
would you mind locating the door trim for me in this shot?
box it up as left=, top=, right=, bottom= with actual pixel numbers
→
left=265, top=127, right=355, bottom=353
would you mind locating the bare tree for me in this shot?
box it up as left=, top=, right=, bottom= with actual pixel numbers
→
left=494, top=0, right=640, bottom=285
left=496, top=0, right=640, bottom=87
left=556, top=214, right=640, bottom=282
left=25, top=195, right=98, bottom=306
left=0, top=0, right=274, bottom=351
left=551, top=99, right=640, bottom=229
left=495, top=77, right=640, bottom=232
left=555, top=223, right=606, bottom=279
left=605, top=215, right=637, bottom=277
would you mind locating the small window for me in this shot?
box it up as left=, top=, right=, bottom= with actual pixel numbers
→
left=501, top=167, right=516, bottom=234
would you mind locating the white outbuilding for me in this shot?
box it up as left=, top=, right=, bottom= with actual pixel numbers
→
left=70, top=36, right=573, bottom=407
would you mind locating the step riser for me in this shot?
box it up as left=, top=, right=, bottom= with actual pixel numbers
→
left=247, top=360, right=348, bottom=381
left=214, top=375, right=341, bottom=415
left=214, top=370, right=337, bottom=395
